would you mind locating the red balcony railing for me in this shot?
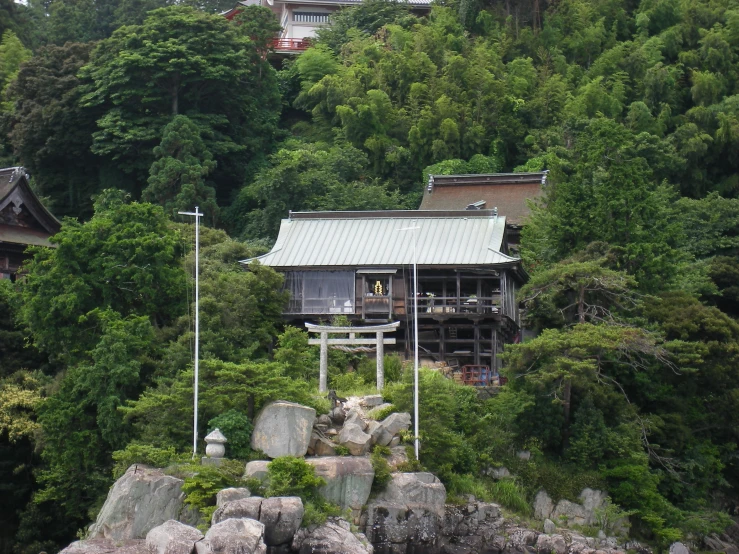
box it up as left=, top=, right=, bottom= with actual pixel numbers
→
left=270, top=38, right=311, bottom=52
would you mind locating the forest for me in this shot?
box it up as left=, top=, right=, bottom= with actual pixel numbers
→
left=1, top=0, right=739, bottom=551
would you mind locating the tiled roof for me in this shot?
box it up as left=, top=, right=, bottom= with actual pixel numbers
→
left=419, top=172, right=547, bottom=226
left=0, top=166, right=61, bottom=236
left=243, top=210, right=519, bottom=268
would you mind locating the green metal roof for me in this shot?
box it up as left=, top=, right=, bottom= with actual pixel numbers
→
left=243, top=210, right=519, bottom=268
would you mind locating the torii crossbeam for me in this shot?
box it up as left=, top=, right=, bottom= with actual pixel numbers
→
left=306, top=322, right=401, bottom=393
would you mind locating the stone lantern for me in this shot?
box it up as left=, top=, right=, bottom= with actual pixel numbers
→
left=202, top=428, right=227, bottom=466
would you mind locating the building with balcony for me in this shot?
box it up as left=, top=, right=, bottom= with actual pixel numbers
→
left=242, top=209, right=525, bottom=369
left=420, top=171, right=548, bottom=251
left=0, top=167, right=61, bottom=281
left=224, top=0, right=432, bottom=53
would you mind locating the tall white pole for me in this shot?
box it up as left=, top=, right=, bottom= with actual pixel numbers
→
left=179, top=206, right=203, bottom=459
left=412, top=226, right=419, bottom=460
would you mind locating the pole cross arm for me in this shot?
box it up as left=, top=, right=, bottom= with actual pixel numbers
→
left=305, top=321, right=400, bottom=333
left=308, top=338, right=396, bottom=345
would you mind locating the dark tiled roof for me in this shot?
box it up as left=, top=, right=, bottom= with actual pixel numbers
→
left=419, top=172, right=547, bottom=226
left=0, top=166, right=61, bottom=235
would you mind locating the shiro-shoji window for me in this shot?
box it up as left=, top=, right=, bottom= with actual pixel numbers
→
left=293, top=11, right=330, bottom=23
left=284, top=271, right=355, bottom=314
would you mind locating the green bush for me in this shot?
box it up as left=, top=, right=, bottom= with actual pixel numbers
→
left=329, top=371, right=370, bottom=395
left=111, top=443, right=184, bottom=478
left=370, top=449, right=392, bottom=493
left=358, top=354, right=403, bottom=384
left=334, top=444, right=351, bottom=456
left=445, top=473, right=492, bottom=503
left=207, top=409, right=253, bottom=459
left=511, top=458, right=606, bottom=502
left=177, top=460, right=246, bottom=524
left=368, top=404, right=396, bottom=421
left=266, top=456, right=325, bottom=499
left=489, top=479, right=531, bottom=515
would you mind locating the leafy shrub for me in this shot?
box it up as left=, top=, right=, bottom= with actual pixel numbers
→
left=358, top=354, right=403, bottom=384
left=368, top=404, right=396, bottom=421
left=512, top=458, right=606, bottom=502
left=302, top=499, right=344, bottom=527
left=396, top=458, right=424, bottom=472
left=329, top=371, right=373, bottom=395
left=334, top=444, right=351, bottom=456
left=207, top=409, right=253, bottom=459
left=445, top=473, right=492, bottom=503
left=177, top=460, right=246, bottom=524
left=370, top=449, right=392, bottom=493
left=266, top=456, right=325, bottom=499
left=111, top=443, right=184, bottom=478
left=489, top=479, right=531, bottom=515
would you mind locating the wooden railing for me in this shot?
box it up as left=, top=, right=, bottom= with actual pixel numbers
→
left=410, top=295, right=503, bottom=315
left=270, top=38, right=311, bottom=52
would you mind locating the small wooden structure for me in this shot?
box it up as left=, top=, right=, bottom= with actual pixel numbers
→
left=0, top=167, right=61, bottom=280
left=306, top=321, right=400, bottom=392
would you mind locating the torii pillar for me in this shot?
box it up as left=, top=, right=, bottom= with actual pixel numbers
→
left=306, top=321, right=401, bottom=392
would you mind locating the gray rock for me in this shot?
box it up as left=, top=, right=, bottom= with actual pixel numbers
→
left=338, top=423, right=372, bottom=455
left=386, top=445, right=409, bottom=470
left=88, top=465, right=188, bottom=541
left=388, top=436, right=401, bottom=447
left=259, top=497, right=304, bottom=546
left=360, top=395, right=384, bottom=408
left=251, top=401, right=316, bottom=459
left=306, top=456, right=374, bottom=512
left=670, top=543, right=691, bottom=554
left=368, top=421, right=392, bottom=446
left=145, top=520, right=203, bottom=554
left=313, top=435, right=338, bottom=456
left=536, top=534, right=567, bottom=554
left=243, top=460, right=270, bottom=483
left=297, top=520, right=372, bottom=554
left=552, top=499, right=587, bottom=526
left=317, top=414, right=332, bottom=426
left=366, top=403, right=393, bottom=418
left=59, top=539, right=147, bottom=553
left=196, top=518, right=266, bottom=554
left=366, top=420, right=381, bottom=444
left=543, top=518, right=556, bottom=534
left=329, top=407, right=346, bottom=425
left=488, top=466, right=510, bottom=479
left=365, top=472, right=446, bottom=549
left=345, top=408, right=368, bottom=431
left=517, top=450, right=531, bottom=460
left=216, top=487, right=251, bottom=508
left=379, top=412, right=411, bottom=436
left=534, top=490, right=554, bottom=520
left=212, top=497, right=264, bottom=525
left=580, top=488, right=608, bottom=523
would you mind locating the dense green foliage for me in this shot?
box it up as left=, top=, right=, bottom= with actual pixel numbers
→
left=3, top=0, right=739, bottom=550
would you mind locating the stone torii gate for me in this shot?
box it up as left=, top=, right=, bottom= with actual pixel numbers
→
left=306, top=321, right=401, bottom=393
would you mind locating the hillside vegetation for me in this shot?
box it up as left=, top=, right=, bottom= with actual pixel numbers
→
left=1, top=0, right=739, bottom=552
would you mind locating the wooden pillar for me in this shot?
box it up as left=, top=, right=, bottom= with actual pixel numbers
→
left=319, top=331, right=328, bottom=393
left=474, top=323, right=480, bottom=365
left=376, top=331, right=384, bottom=390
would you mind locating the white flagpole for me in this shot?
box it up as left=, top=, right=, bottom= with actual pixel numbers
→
left=178, top=206, right=203, bottom=459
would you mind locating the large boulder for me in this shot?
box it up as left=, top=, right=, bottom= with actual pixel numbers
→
left=212, top=497, right=304, bottom=546
left=212, top=497, right=264, bottom=525
left=363, top=472, right=446, bottom=551
left=385, top=445, right=409, bottom=471
left=294, top=519, right=373, bottom=554
left=379, top=412, right=411, bottom=436
left=88, top=465, right=188, bottom=541
left=243, top=460, right=270, bottom=483
left=250, top=401, right=316, bottom=459
left=534, top=490, right=554, bottom=520
left=146, top=520, right=204, bottom=554
left=338, top=423, right=372, bottom=455
left=260, top=496, right=304, bottom=546
left=552, top=499, right=587, bottom=526
left=537, top=534, right=567, bottom=554
left=59, top=539, right=147, bottom=553
left=216, top=487, right=251, bottom=507
left=195, top=518, right=267, bottom=554
left=306, top=456, right=375, bottom=513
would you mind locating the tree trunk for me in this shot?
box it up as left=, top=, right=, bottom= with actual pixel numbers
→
left=562, top=378, right=572, bottom=450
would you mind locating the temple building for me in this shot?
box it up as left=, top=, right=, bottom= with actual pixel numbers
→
left=243, top=209, right=525, bottom=370
left=0, top=167, right=61, bottom=281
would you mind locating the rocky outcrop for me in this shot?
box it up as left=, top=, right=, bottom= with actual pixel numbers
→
left=59, top=539, right=147, bottom=553
left=535, top=488, right=610, bottom=527
left=212, top=497, right=263, bottom=525
left=363, top=472, right=446, bottom=551
left=244, top=460, right=270, bottom=483
left=293, top=519, right=373, bottom=554
left=145, top=520, right=204, bottom=554
left=251, top=401, right=316, bottom=459
left=196, top=518, right=267, bottom=554
left=215, top=487, right=251, bottom=507
left=338, top=422, right=372, bottom=455
left=212, top=496, right=304, bottom=547
left=385, top=445, right=409, bottom=471
left=88, top=465, right=189, bottom=541
left=307, top=456, right=374, bottom=514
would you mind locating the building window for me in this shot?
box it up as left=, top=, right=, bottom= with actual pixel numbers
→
left=284, top=271, right=355, bottom=314
left=293, top=11, right=330, bottom=23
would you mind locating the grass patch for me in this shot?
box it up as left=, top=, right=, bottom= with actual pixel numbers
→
left=488, top=479, right=532, bottom=516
